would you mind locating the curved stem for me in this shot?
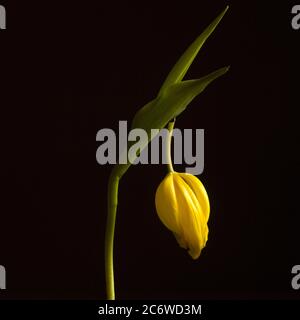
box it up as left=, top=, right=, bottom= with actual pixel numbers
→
left=105, top=119, right=175, bottom=299
left=105, top=164, right=130, bottom=300
left=166, top=119, right=176, bottom=173
left=105, top=170, right=119, bottom=300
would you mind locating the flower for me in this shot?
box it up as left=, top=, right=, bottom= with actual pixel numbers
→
left=155, top=172, right=210, bottom=259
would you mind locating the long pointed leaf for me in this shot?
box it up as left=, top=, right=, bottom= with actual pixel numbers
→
left=159, top=6, right=229, bottom=95
left=132, top=66, right=230, bottom=134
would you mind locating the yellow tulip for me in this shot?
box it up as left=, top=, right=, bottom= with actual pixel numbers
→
left=155, top=172, right=210, bottom=259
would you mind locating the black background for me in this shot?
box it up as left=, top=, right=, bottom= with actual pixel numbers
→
left=0, top=0, right=298, bottom=299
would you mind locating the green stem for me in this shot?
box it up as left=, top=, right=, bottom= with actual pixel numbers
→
left=105, top=119, right=175, bottom=299
left=166, top=119, right=176, bottom=173
left=105, top=164, right=130, bottom=300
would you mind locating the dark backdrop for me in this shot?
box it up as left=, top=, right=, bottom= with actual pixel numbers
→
left=0, top=0, right=298, bottom=299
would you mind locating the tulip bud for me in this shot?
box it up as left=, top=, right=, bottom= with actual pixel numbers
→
left=155, top=172, right=210, bottom=259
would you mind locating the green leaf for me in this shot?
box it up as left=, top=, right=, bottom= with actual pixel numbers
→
left=131, top=66, right=229, bottom=134
left=116, top=7, right=230, bottom=177
left=158, top=6, right=229, bottom=95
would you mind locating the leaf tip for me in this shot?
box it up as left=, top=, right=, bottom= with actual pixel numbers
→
left=224, top=65, right=230, bottom=73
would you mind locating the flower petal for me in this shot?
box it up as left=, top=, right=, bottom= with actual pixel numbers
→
left=155, top=173, right=181, bottom=235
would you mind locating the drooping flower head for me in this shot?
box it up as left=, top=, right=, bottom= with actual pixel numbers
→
left=155, top=172, right=210, bottom=259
